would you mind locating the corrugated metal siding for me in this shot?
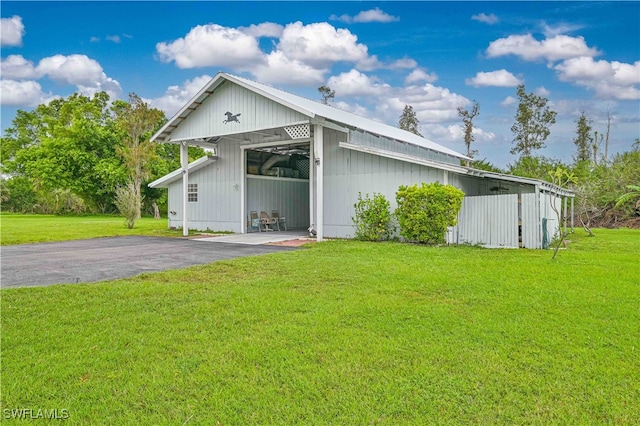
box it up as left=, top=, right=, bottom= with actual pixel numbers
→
left=521, top=192, right=540, bottom=248
left=349, top=130, right=460, bottom=166
left=166, top=139, right=242, bottom=232
left=453, top=174, right=534, bottom=196
left=323, top=128, right=446, bottom=238
left=452, top=194, right=519, bottom=248
left=172, top=81, right=309, bottom=141
left=246, top=177, right=309, bottom=229
left=540, top=191, right=561, bottom=238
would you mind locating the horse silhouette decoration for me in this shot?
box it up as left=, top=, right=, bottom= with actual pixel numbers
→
left=223, top=112, right=241, bottom=124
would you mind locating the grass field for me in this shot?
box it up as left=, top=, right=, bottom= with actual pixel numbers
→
left=1, top=223, right=639, bottom=424
left=0, top=214, right=190, bottom=245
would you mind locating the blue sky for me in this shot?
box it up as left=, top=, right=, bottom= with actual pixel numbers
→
left=1, top=1, right=639, bottom=167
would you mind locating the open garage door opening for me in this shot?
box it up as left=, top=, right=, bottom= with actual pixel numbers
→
left=245, top=142, right=311, bottom=232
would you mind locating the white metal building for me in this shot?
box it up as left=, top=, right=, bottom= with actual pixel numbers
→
left=149, top=72, right=574, bottom=249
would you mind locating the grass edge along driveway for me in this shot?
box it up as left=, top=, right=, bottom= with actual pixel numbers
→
left=1, top=228, right=639, bottom=424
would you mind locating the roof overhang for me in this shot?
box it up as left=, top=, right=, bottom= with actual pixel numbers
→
left=148, top=155, right=217, bottom=188
left=466, top=168, right=575, bottom=197
left=339, top=141, right=468, bottom=174
left=151, top=72, right=469, bottom=163
left=151, top=73, right=316, bottom=144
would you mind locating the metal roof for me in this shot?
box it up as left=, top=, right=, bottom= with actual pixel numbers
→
left=148, top=155, right=217, bottom=188
left=467, top=168, right=575, bottom=197
left=151, top=72, right=469, bottom=160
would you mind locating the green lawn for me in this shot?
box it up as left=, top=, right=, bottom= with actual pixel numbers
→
left=0, top=214, right=188, bottom=245
left=1, top=228, right=639, bottom=424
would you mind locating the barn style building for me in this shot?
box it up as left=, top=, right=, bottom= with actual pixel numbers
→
left=149, top=72, right=574, bottom=248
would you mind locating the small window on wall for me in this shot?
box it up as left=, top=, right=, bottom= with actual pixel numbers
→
left=188, top=183, right=198, bottom=202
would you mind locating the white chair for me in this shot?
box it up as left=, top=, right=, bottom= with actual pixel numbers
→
left=259, top=211, right=276, bottom=232
left=271, top=210, right=287, bottom=231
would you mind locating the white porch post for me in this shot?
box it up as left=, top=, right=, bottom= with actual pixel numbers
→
left=240, top=147, right=246, bottom=233
left=309, top=138, right=314, bottom=234
left=314, top=124, right=324, bottom=241
left=570, top=197, right=575, bottom=232
left=180, top=141, right=189, bottom=237
left=563, top=196, right=568, bottom=236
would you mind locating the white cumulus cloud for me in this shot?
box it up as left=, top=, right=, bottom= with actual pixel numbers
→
left=486, top=34, right=600, bottom=62
left=472, top=13, right=499, bottom=25
left=252, top=50, right=327, bottom=86
left=465, top=69, right=523, bottom=87
left=500, top=96, right=517, bottom=107
left=534, top=86, right=551, bottom=97
left=0, top=79, right=56, bottom=106
left=327, top=69, right=390, bottom=97
left=1, top=54, right=39, bottom=79
left=554, top=57, right=640, bottom=100
left=277, top=21, right=370, bottom=68
left=1, top=53, right=121, bottom=100
left=405, top=68, right=438, bottom=84
left=1, top=15, right=25, bottom=47
left=156, top=24, right=264, bottom=69
left=381, top=84, right=471, bottom=125
left=151, top=74, right=213, bottom=116
left=387, top=58, right=418, bottom=70
left=35, top=54, right=121, bottom=100
left=330, top=8, right=399, bottom=24
left=239, top=22, right=284, bottom=38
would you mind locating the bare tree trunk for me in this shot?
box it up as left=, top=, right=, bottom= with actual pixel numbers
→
left=579, top=215, right=594, bottom=237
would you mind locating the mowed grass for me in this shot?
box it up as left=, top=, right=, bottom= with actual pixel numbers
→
left=0, top=214, right=187, bottom=245
left=1, top=229, right=639, bottom=424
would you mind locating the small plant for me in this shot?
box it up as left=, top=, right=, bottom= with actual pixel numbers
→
left=548, top=167, right=577, bottom=259
left=395, top=182, right=464, bottom=245
left=114, top=182, right=142, bottom=229
left=352, top=192, right=395, bottom=241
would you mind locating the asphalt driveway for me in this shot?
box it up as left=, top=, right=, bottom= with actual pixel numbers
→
left=1, top=236, right=297, bottom=288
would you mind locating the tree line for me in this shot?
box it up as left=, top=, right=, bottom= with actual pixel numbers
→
left=393, top=84, right=640, bottom=229
left=1, top=86, right=637, bottom=230
left=1, top=92, right=204, bottom=219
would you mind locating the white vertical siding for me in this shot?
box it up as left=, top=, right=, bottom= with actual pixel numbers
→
left=172, top=82, right=309, bottom=141
left=166, top=139, right=242, bottom=232
left=521, top=192, right=540, bottom=248
left=540, top=191, right=561, bottom=240
left=246, top=177, right=309, bottom=229
left=323, top=128, right=446, bottom=238
left=452, top=194, right=519, bottom=248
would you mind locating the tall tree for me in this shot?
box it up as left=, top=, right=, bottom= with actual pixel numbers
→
left=398, top=105, right=423, bottom=137
left=317, top=86, right=335, bottom=105
left=1, top=92, right=124, bottom=212
left=592, top=131, right=603, bottom=166
left=603, top=107, right=612, bottom=162
left=573, top=112, right=593, bottom=163
left=112, top=94, right=165, bottom=225
left=510, top=85, right=557, bottom=158
left=457, top=101, right=480, bottom=166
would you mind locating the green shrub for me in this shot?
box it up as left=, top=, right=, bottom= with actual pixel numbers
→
left=352, top=192, right=395, bottom=241
left=114, top=182, right=142, bottom=229
left=395, top=182, right=465, bottom=244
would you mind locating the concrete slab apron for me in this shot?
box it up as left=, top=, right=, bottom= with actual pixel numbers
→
left=0, top=236, right=297, bottom=288
left=195, top=231, right=309, bottom=245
